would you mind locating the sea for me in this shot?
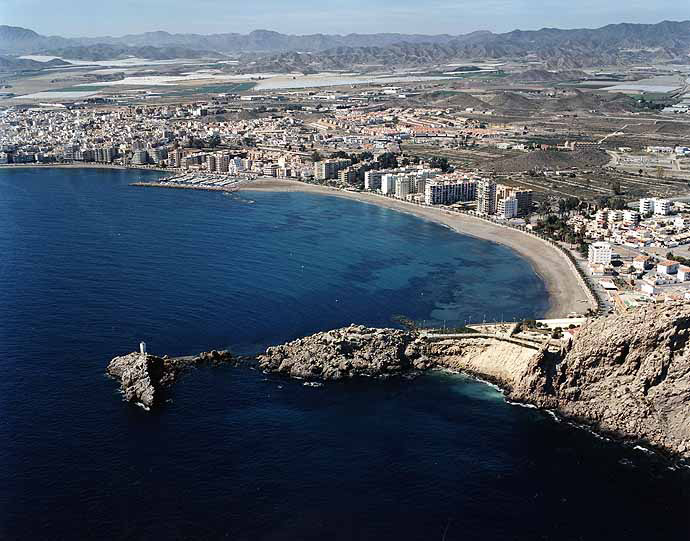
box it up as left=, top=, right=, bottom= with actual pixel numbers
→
left=0, top=167, right=688, bottom=540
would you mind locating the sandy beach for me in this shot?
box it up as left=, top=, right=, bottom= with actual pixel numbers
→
left=239, top=179, right=596, bottom=319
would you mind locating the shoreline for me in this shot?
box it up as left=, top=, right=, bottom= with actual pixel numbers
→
left=0, top=163, right=173, bottom=174
left=2, top=166, right=595, bottom=318
left=238, top=179, right=596, bottom=319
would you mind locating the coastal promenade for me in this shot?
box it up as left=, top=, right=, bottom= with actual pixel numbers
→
left=239, top=179, right=598, bottom=319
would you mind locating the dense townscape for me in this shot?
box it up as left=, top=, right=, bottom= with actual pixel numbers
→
left=3, top=9, right=690, bottom=541
left=3, top=82, right=690, bottom=318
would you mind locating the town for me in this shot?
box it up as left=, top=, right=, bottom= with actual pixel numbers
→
left=2, top=71, right=690, bottom=319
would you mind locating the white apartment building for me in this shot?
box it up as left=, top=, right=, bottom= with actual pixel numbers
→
left=678, top=266, right=690, bottom=281
left=477, top=179, right=497, bottom=215
left=395, top=177, right=413, bottom=199
left=381, top=174, right=398, bottom=195
left=424, top=180, right=477, bottom=205
left=640, top=198, right=655, bottom=215
left=588, top=241, right=612, bottom=266
left=623, top=210, right=640, bottom=225
left=658, top=260, right=679, bottom=275
left=497, top=197, right=518, bottom=219
left=640, top=197, right=672, bottom=216
left=655, top=199, right=671, bottom=216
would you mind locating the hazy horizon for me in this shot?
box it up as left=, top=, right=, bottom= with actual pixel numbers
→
left=0, top=0, right=683, bottom=37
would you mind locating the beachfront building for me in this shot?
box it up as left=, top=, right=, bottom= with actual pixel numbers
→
left=381, top=174, right=398, bottom=195
left=496, top=185, right=533, bottom=217
left=496, top=196, right=518, bottom=219
left=314, top=159, right=350, bottom=180
left=588, top=241, right=612, bottom=266
left=477, top=179, right=497, bottom=215
left=424, top=180, right=477, bottom=206
left=364, top=170, right=383, bottom=191
left=395, top=177, right=413, bottom=199
left=338, top=167, right=358, bottom=184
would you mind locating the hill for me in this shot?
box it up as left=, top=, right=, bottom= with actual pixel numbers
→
left=2, top=20, right=690, bottom=67
left=0, top=55, right=69, bottom=73
left=542, top=89, right=641, bottom=113
left=486, top=91, right=540, bottom=112
left=487, top=148, right=609, bottom=172
left=505, top=69, right=589, bottom=83
left=416, top=90, right=490, bottom=109
left=41, top=44, right=224, bottom=61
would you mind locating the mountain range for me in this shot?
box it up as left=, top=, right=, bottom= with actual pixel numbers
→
left=1, top=20, right=689, bottom=69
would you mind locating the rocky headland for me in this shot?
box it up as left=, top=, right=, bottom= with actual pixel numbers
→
left=107, top=304, right=690, bottom=460
left=107, top=349, right=233, bottom=408
left=511, top=303, right=690, bottom=459
left=256, top=305, right=690, bottom=459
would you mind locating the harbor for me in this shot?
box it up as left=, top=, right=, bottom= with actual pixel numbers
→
left=130, top=171, right=252, bottom=192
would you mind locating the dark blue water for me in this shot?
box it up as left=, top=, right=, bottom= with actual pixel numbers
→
left=0, top=168, right=688, bottom=540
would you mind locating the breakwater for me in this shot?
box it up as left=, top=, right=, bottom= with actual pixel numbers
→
left=130, top=181, right=240, bottom=193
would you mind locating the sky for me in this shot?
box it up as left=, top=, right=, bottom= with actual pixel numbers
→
left=0, top=0, right=681, bottom=37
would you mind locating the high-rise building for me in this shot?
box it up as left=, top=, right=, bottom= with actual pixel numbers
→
left=640, top=197, right=671, bottom=216
left=496, top=184, right=533, bottom=216
left=424, top=180, right=477, bottom=205
left=62, top=144, right=79, bottom=162
left=338, top=167, right=358, bottom=184
left=132, top=149, right=148, bottom=165
left=381, top=174, right=398, bottom=195
left=477, top=179, right=497, bottom=215
left=512, top=189, right=533, bottom=217
left=207, top=155, right=217, bottom=172
left=172, top=148, right=184, bottom=168
left=624, top=210, right=641, bottom=225
left=219, top=154, right=230, bottom=173
left=395, top=177, right=413, bottom=199
left=364, top=170, right=383, bottom=191
left=314, top=159, right=350, bottom=180
left=497, top=197, right=518, bottom=219
left=414, top=177, right=427, bottom=195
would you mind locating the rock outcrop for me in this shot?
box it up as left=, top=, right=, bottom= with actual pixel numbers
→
left=108, top=303, right=690, bottom=458
left=107, top=349, right=233, bottom=408
left=256, top=305, right=690, bottom=459
left=257, top=325, right=431, bottom=380
left=509, top=303, right=690, bottom=458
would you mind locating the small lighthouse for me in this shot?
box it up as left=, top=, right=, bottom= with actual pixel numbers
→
left=139, top=341, right=147, bottom=356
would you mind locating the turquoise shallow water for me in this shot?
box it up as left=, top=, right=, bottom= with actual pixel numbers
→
left=0, top=167, right=687, bottom=540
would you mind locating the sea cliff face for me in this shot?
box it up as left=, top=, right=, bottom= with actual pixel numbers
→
left=510, top=303, right=690, bottom=458
left=107, top=304, right=690, bottom=459
left=107, top=350, right=233, bottom=408
left=257, top=305, right=690, bottom=459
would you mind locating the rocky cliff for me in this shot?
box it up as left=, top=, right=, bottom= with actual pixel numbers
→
left=107, top=304, right=690, bottom=459
left=107, top=350, right=233, bottom=408
left=257, top=325, right=432, bottom=379
left=257, top=305, right=690, bottom=459
left=510, top=303, right=690, bottom=459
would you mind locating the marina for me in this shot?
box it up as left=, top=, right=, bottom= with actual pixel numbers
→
left=131, top=172, right=253, bottom=192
